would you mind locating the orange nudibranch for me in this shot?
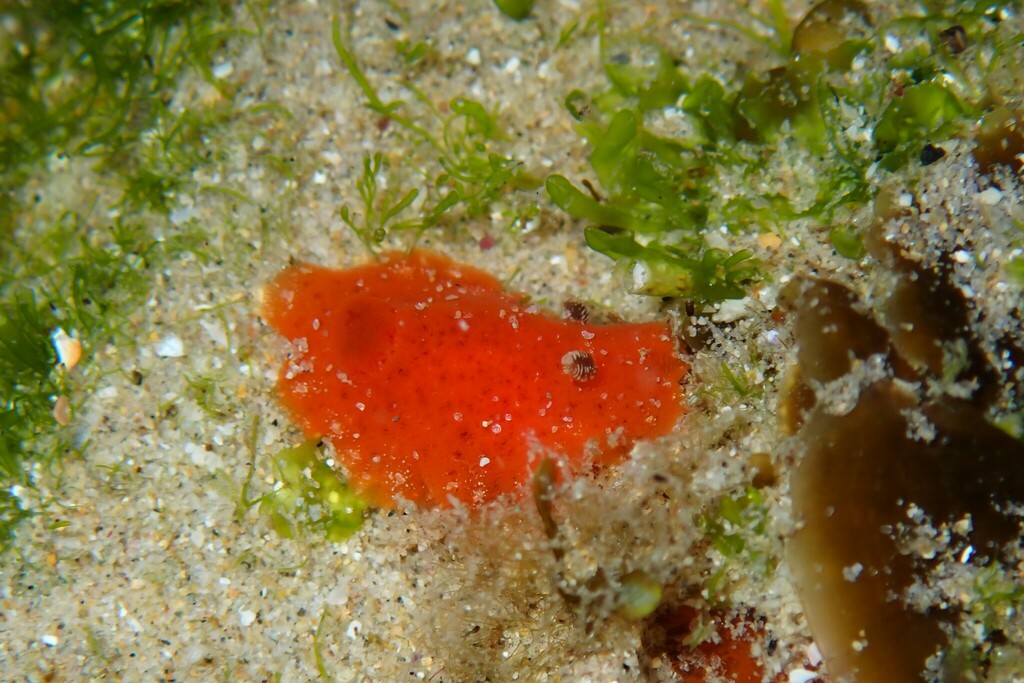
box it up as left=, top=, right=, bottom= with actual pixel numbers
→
left=261, top=250, right=687, bottom=508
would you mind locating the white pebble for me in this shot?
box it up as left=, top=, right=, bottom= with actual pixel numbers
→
left=314, top=58, right=333, bottom=77
left=169, top=205, right=197, bottom=226
left=9, top=485, right=28, bottom=504
left=212, top=61, right=233, bottom=79
left=980, top=187, right=1003, bottom=205
left=713, top=298, right=750, bottom=323
left=789, top=669, right=818, bottom=683
left=346, top=620, right=362, bottom=640
left=479, top=457, right=491, bottom=467
left=325, top=585, right=349, bottom=606
left=155, top=335, right=184, bottom=358
left=238, top=608, right=256, bottom=627
left=632, top=262, right=651, bottom=291
left=842, top=562, right=864, bottom=581
left=466, top=47, right=481, bottom=65
left=198, top=318, right=228, bottom=348
left=41, top=634, right=58, bottom=647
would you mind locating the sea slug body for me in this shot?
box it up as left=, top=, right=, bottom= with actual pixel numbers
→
left=262, top=250, right=687, bottom=509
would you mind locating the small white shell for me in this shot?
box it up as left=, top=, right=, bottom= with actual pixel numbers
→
left=51, top=328, right=82, bottom=371
left=53, top=395, right=71, bottom=426
left=156, top=334, right=185, bottom=358
left=561, top=350, right=596, bottom=382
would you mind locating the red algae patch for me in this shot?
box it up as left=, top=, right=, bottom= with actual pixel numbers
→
left=262, top=250, right=687, bottom=508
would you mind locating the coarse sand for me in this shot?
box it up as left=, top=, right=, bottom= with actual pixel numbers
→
left=3, top=1, right=1023, bottom=681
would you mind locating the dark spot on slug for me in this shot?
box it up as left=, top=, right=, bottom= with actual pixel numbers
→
left=561, top=350, right=597, bottom=381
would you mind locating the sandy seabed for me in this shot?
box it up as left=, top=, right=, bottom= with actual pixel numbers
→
left=3, top=1, right=1024, bottom=681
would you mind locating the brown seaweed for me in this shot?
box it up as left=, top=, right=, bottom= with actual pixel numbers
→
left=782, top=268, right=1024, bottom=682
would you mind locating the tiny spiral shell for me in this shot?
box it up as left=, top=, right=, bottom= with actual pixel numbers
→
left=562, top=300, right=590, bottom=323
left=561, top=350, right=596, bottom=382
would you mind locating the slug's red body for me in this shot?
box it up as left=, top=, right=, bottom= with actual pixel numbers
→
left=262, top=250, right=686, bottom=508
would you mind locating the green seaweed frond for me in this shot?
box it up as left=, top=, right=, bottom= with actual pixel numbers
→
left=0, top=208, right=219, bottom=551
left=548, top=21, right=768, bottom=302
left=971, top=564, right=1024, bottom=630
left=492, top=0, right=536, bottom=22
left=0, top=0, right=240, bottom=178
left=556, top=10, right=602, bottom=50
left=946, top=563, right=1024, bottom=677
left=395, top=39, right=437, bottom=68
left=0, top=489, right=31, bottom=552
left=546, top=89, right=762, bottom=302
left=313, top=609, right=337, bottom=681
left=582, top=226, right=760, bottom=303
left=0, top=0, right=270, bottom=551
left=340, top=153, right=422, bottom=253
left=699, top=486, right=772, bottom=601
left=829, top=225, right=867, bottom=260
left=185, top=372, right=233, bottom=417
left=677, top=0, right=796, bottom=58
left=550, top=0, right=1023, bottom=303
left=0, top=219, right=169, bottom=549
left=114, top=96, right=250, bottom=215
left=331, top=14, right=539, bottom=251
left=255, top=441, right=367, bottom=543
left=0, top=292, right=61, bottom=536
left=1006, top=257, right=1024, bottom=289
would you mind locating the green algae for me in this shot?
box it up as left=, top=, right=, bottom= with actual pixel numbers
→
left=0, top=0, right=263, bottom=552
